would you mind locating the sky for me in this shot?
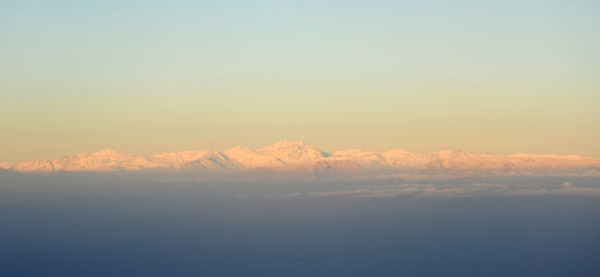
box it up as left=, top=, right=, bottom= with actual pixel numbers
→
left=1, top=0, right=599, bottom=161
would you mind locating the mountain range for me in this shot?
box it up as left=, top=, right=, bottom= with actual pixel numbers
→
left=1, top=140, right=599, bottom=176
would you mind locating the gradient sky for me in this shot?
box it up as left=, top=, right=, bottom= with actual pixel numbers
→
left=1, top=0, right=599, bottom=161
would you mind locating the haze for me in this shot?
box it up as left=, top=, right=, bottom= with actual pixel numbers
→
left=1, top=0, right=599, bottom=162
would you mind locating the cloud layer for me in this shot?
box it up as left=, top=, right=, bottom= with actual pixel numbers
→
left=284, top=181, right=600, bottom=198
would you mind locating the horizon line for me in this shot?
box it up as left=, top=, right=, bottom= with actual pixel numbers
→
left=2, top=140, right=597, bottom=164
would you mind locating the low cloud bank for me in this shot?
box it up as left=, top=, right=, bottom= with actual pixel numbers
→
left=284, top=181, right=600, bottom=198
left=2, top=168, right=598, bottom=199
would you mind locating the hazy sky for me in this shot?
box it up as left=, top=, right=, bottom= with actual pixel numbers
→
left=1, top=0, right=599, bottom=161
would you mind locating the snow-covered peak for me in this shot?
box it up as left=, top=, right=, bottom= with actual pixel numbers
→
left=223, top=146, right=284, bottom=168
left=329, top=149, right=387, bottom=167
left=256, top=140, right=327, bottom=164
left=428, top=149, right=463, bottom=157
left=0, top=162, right=12, bottom=170
left=94, top=147, right=120, bottom=155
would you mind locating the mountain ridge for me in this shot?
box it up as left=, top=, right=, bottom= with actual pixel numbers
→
left=1, top=140, right=599, bottom=175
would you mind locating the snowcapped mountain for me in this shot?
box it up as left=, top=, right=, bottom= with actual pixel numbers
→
left=255, top=140, right=328, bottom=164
left=1, top=140, right=599, bottom=176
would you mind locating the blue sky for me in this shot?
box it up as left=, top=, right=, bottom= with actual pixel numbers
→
left=1, top=0, right=599, bottom=160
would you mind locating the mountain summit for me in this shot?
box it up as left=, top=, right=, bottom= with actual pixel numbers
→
left=93, top=148, right=121, bottom=156
left=256, top=140, right=328, bottom=164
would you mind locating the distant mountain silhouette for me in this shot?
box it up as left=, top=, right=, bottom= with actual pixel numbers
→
left=2, top=140, right=599, bottom=176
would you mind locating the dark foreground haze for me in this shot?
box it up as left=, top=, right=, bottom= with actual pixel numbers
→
left=1, top=174, right=599, bottom=276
